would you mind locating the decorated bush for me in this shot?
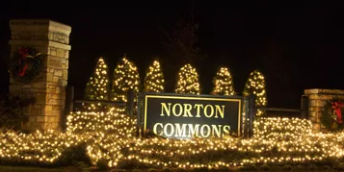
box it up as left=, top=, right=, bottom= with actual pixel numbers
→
left=144, top=60, right=164, bottom=93
left=66, top=108, right=136, bottom=136
left=2, top=106, right=344, bottom=170
left=212, top=67, right=235, bottom=95
left=175, top=64, right=200, bottom=94
left=84, top=57, right=110, bottom=111
left=243, top=69, right=267, bottom=116
left=110, top=56, right=140, bottom=103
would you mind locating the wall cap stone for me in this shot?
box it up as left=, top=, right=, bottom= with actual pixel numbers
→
left=304, top=89, right=344, bottom=95
left=9, top=40, right=71, bottom=50
left=10, top=19, right=71, bottom=35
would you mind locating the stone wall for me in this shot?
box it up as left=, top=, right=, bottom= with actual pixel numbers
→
left=8, top=19, right=71, bottom=131
left=304, top=89, right=344, bottom=131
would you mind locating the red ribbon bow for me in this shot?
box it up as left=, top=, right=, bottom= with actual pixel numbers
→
left=18, top=47, right=29, bottom=57
left=18, top=47, right=29, bottom=77
left=332, top=101, right=343, bottom=124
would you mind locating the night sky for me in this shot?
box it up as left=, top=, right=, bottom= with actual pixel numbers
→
left=1, top=1, right=343, bottom=108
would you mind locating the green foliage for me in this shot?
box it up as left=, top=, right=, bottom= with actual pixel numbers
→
left=0, top=95, right=35, bottom=130
left=243, top=69, right=267, bottom=116
left=57, top=143, right=91, bottom=166
left=110, top=56, right=140, bottom=103
left=282, top=164, right=293, bottom=170
left=83, top=57, right=110, bottom=111
left=96, top=158, right=109, bottom=170
left=175, top=64, right=200, bottom=94
left=84, top=57, right=110, bottom=101
left=335, top=163, right=344, bottom=170
left=132, top=169, right=142, bottom=172
left=212, top=67, right=235, bottom=95
left=9, top=47, right=44, bottom=84
left=144, top=60, right=164, bottom=93
left=320, top=100, right=344, bottom=132
left=147, top=168, right=159, bottom=172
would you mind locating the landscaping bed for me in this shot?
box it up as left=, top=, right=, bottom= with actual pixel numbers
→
left=1, top=109, right=344, bottom=171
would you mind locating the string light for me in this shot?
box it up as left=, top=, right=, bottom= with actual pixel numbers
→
left=111, top=56, right=140, bottom=103
left=144, top=60, right=164, bottom=93
left=1, top=62, right=344, bottom=170
left=84, top=57, right=109, bottom=111
left=1, top=110, right=344, bottom=170
left=243, top=70, right=267, bottom=116
left=212, top=67, right=235, bottom=95
left=175, top=64, right=200, bottom=95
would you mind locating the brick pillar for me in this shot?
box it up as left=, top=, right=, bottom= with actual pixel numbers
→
left=9, top=19, right=71, bottom=131
left=304, top=89, right=344, bottom=132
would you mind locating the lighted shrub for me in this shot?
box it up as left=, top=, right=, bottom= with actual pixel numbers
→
left=253, top=117, right=312, bottom=140
left=175, top=64, right=200, bottom=94
left=243, top=70, right=267, bottom=116
left=83, top=57, right=110, bottom=111
left=2, top=108, right=344, bottom=170
left=144, top=60, right=164, bottom=93
left=212, top=67, right=235, bottom=95
left=111, top=56, right=140, bottom=103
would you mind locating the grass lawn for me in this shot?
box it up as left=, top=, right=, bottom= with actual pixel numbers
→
left=0, top=166, right=83, bottom=172
left=1, top=165, right=343, bottom=172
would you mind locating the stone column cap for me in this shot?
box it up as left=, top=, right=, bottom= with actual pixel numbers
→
left=304, top=89, right=344, bottom=95
left=10, top=19, right=71, bottom=35
left=9, top=40, right=71, bottom=50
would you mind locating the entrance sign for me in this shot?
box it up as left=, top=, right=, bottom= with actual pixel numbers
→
left=143, top=94, right=242, bottom=139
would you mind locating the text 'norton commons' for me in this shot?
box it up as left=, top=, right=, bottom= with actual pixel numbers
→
left=142, top=94, right=242, bottom=139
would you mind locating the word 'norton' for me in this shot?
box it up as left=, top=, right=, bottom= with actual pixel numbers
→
left=160, top=103, right=225, bottom=118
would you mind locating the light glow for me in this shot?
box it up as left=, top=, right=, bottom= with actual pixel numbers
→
left=1, top=109, right=344, bottom=170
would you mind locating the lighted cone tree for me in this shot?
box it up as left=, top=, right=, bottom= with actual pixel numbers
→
left=144, top=60, right=164, bottom=93
left=111, top=55, right=140, bottom=104
left=175, top=64, right=200, bottom=94
left=212, top=67, right=235, bottom=95
left=84, top=57, right=110, bottom=110
left=243, top=69, right=267, bottom=116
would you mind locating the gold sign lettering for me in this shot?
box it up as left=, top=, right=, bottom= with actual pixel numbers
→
left=183, top=104, right=193, bottom=117
left=212, top=124, right=222, bottom=137
left=164, top=123, right=174, bottom=137
left=145, top=95, right=241, bottom=139
left=160, top=103, right=225, bottom=118
left=200, top=125, right=211, bottom=137
left=152, top=123, right=231, bottom=138
left=175, top=123, right=187, bottom=137
left=160, top=103, right=172, bottom=116
left=188, top=124, right=200, bottom=137
left=194, top=104, right=203, bottom=118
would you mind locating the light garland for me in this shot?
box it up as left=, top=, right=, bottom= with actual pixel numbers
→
left=175, top=64, right=200, bottom=95
left=2, top=109, right=344, bottom=170
left=212, top=67, right=235, bottom=95
left=66, top=108, right=133, bottom=135
left=0, top=130, right=81, bottom=164
left=84, top=57, right=110, bottom=111
left=110, top=56, right=140, bottom=103
left=143, top=60, right=164, bottom=93
left=243, top=70, right=267, bottom=116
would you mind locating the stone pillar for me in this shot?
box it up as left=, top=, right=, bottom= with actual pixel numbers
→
left=9, top=19, right=71, bottom=131
left=304, top=89, right=344, bottom=131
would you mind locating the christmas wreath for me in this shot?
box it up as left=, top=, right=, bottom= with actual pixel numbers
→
left=9, top=47, right=44, bottom=84
left=320, top=99, right=344, bottom=132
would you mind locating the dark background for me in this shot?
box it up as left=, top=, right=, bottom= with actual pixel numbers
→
left=1, top=1, right=343, bottom=108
